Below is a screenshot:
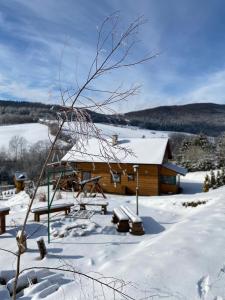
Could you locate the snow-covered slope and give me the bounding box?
[2,172,225,299]
[0,123,53,149]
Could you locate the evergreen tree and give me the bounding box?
[203,175,209,192]
[210,170,216,189]
[216,170,222,187]
[221,167,225,185]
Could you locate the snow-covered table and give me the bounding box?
[0,206,10,234]
[31,202,74,222]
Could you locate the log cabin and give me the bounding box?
[61,136,187,196]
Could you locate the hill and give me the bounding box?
[0,100,125,126]
[124,103,225,136]
[1,100,225,136]
[0,100,58,125]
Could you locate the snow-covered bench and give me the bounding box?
[0,206,10,234]
[112,207,130,232]
[31,202,74,222]
[120,206,145,235]
[79,200,108,215]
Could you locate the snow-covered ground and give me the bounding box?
[0,121,189,151]
[0,123,53,149]
[86,123,170,138]
[1,171,225,299]
[63,122,191,140]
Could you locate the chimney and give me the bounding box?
[112,134,118,146]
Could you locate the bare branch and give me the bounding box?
[12,12,158,300]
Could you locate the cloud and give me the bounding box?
[182,69,225,104]
[1,0,225,111]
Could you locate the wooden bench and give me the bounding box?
[0,206,10,234]
[112,207,129,232]
[79,200,108,215]
[120,206,145,235]
[31,202,74,222]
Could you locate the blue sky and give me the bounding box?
[1,0,225,112]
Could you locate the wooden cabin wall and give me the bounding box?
[74,162,159,196]
[159,166,178,194]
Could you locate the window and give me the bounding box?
[82,171,91,181]
[160,175,176,185]
[111,173,121,183]
[127,173,135,181]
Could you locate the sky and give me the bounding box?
[1,0,225,112]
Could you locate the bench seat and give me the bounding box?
[112,207,129,232]
[79,200,108,214]
[0,206,10,234]
[31,202,74,222]
[120,206,145,235]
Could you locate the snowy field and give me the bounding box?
[1,172,225,299]
[84,123,170,139]
[0,123,53,149]
[63,122,191,140]
[0,121,189,151]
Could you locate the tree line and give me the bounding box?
[170,133,225,171]
[0,135,70,185]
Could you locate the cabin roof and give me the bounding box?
[62,137,170,165]
[162,162,187,176]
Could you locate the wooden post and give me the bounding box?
[16,230,27,254]
[0,208,10,234]
[0,215,6,234]
[36,237,47,259]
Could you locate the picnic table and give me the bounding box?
[112,205,145,235]
[78,199,109,214]
[31,201,74,222]
[0,206,10,234]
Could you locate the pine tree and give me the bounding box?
[203,175,209,192]
[210,170,216,189]
[221,167,225,185]
[205,174,211,187]
[216,170,222,187]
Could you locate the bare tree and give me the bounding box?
[12,13,158,299]
[9,136,28,160]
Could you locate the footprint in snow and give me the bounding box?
[198,275,210,299]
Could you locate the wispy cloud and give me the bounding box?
[1,0,225,111]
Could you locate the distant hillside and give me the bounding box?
[124,103,225,136]
[0,100,125,126]
[0,100,57,125]
[1,100,225,136]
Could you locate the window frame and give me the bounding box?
[127,173,135,181]
[111,172,121,183]
[82,171,91,181]
[160,175,176,185]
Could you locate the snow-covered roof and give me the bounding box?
[163,162,187,176]
[14,171,28,181]
[62,137,170,165]
[0,206,10,212]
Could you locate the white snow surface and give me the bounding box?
[0,123,53,149]
[2,172,225,299]
[0,205,10,212]
[6,191,31,211]
[62,137,169,164]
[84,123,170,138]
[31,200,74,212]
[63,122,171,139]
